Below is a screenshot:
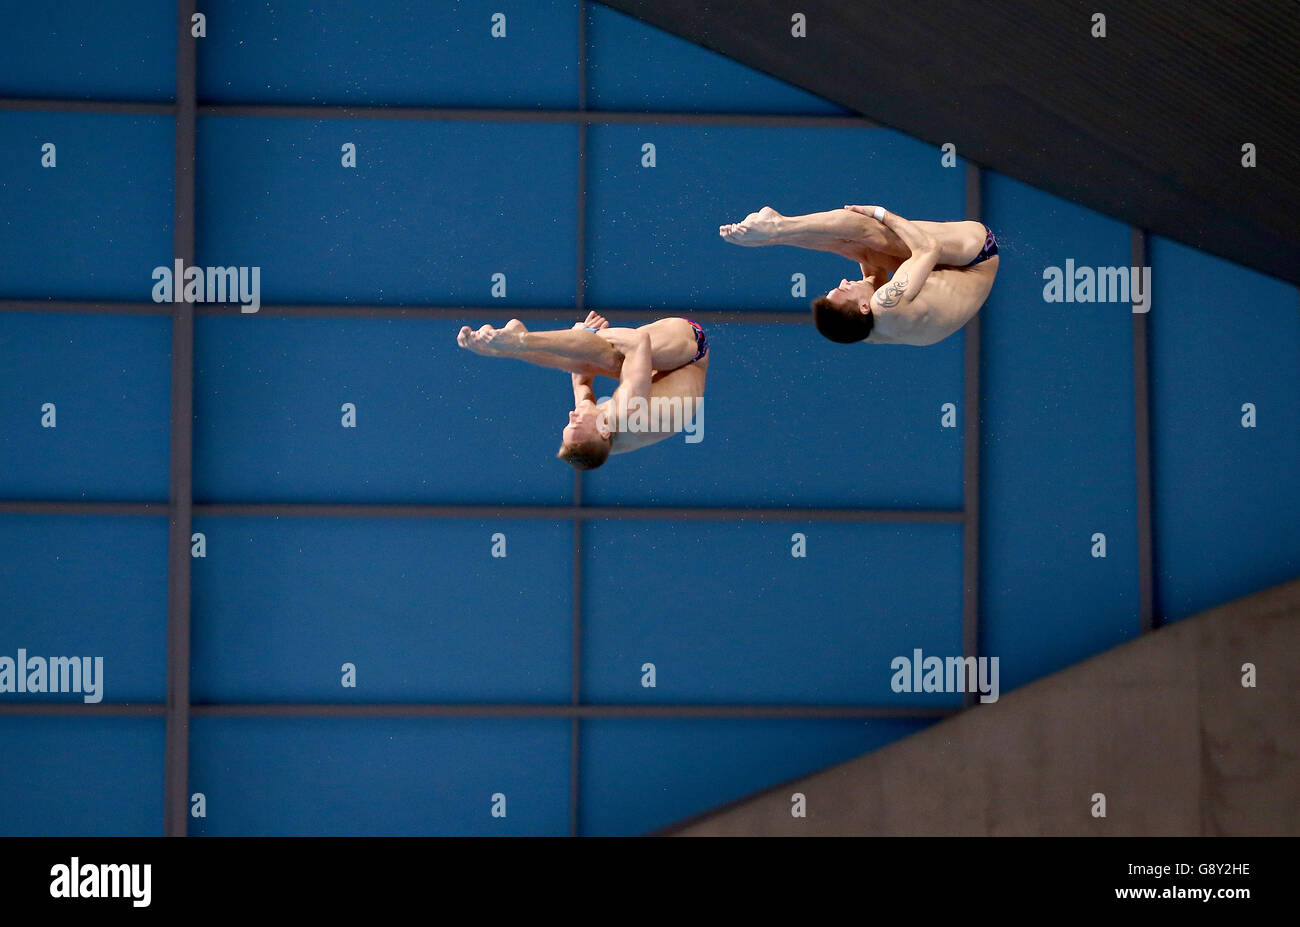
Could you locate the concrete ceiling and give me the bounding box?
[599,0,1300,285]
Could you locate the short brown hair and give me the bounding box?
[812,296,873,343]
[557,435,612,470]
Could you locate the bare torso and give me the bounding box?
[590,315,708,455]
[603,350,707,454]
[867,255,999,346]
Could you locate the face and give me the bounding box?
[562,399,607,446]
[826,278,873,314]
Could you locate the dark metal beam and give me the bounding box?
[0,702,954,720]
[0,96,873,130]
[1133,228,1155,632]
[193,503,962,522]
[2,500,964,522]
[188,704,956,719]
[0,301,810,325]
[0,300,171,316]
[570,513,583,837]
[221,307,808,325]
[961,163,982,708]
[570,0,589,839]
[0,703,165,716]
[163,0,197,839]
[0,97,174,115]
[0,502,165,516]
[197,104,872,128]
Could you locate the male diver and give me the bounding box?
[720,204,997,346]
[457,313,707,470]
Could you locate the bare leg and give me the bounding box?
[720,206,909,259]
[847,211,988,267]
[859,249,905,281]
[724,206,988,267]
[508,349,620,379]
[635,318,702,372]
[457,319,624,378]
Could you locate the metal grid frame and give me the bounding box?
[0,1,1158,835]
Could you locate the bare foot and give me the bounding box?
[456,318,528,356]
[719,205,781,246]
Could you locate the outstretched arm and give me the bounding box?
[845,206,939,307]
[719,205,909,260]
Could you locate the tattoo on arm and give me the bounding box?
[875,272,908,308]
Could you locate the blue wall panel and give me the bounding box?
[580,718,930,836]
[0,113,174,300]
[0,718,164,836]
[191,517,573,703]
[583,521,964,705]
[0,1,174,102]
[0,515,169,703]
[1149,237,1300,621]
[0,313,171,500]
[582,322,964,508]
[196,117,578,306]
[189,718,570,835]
[980,173,1140,692]
[587,4,846,114]
[586,124,964,310]
[193,315,578,504]
[198,0,580,108]
[10,0,1292,839]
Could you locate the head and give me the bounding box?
[811,278,875,343]
[556,399,613,470]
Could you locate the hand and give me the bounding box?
[719,205,781,246]
[573,311,609,331]
[844,204,885,219]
